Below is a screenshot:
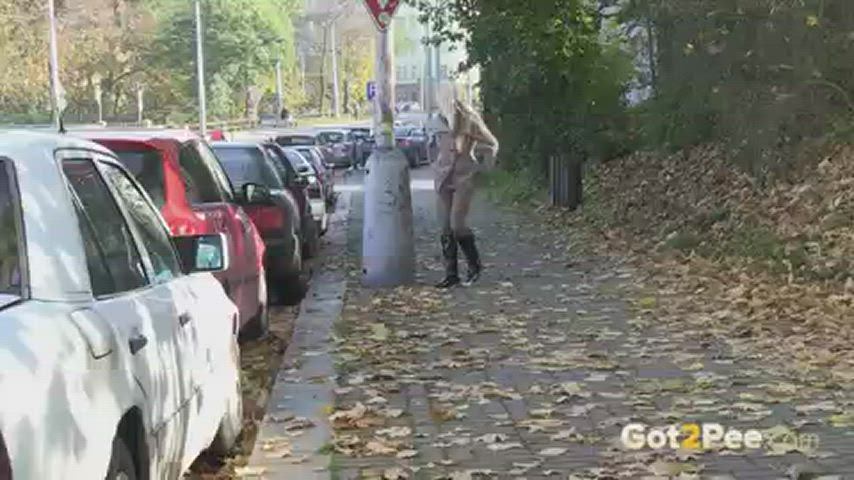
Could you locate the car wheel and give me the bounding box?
[240,302,268,342]
[210,357,243,456]
[105,435,137,480]
[302,220,320,259]
[278,247,307,305]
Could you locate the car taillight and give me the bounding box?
[249,206,285,233]
[0,432,11,480]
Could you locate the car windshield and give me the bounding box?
[212,146,284,190]
[394,128,410,137]
[294,148,323,171]
[110,148,166,208]
[264,146,297,178]
[318,131,344,143]
[276,136,315,146]
[0,160,22,296]
[284,149,313,172]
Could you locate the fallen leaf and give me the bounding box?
[638,297,657,309]
[383,467,409,479]
[538,447,567,456]
[234,466,267,477]
[365,439,398,455]
[370,323,390,341]
[648,460,696,476]
[283,417,315,431]
[487,442,523,451]
[380,408,405,418]
[829,411,854,427]
[474,433,507,444]
[396,449,418,459]
[376,426,412,438]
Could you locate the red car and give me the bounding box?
[80,130,270,340]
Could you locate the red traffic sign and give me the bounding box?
[362,0,402,31]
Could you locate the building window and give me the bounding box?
[441,65,448,79]
[396,66,404,80]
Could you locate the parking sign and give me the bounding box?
[367,81,377,101]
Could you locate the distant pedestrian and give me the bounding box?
[433,82,499,288]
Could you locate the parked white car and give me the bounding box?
[0,132,243,479]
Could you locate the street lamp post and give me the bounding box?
[194,0,207,136]
[136,84,144,125]
[275,55,284,125]
[47,0,63,130]
[361,3,415,287]
[330,19,341,117]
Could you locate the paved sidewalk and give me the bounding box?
[329,170,854,479]
[246,168,854,479]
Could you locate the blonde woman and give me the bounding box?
[433,82,499,288]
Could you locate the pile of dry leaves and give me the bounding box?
[555,141,854,378]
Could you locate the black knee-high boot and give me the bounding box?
[457,233,482,285]
[435,233,461,288]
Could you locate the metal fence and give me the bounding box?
[549,154,583,210]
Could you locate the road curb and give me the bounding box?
[243,188,353,479]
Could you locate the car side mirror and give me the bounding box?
[173,234,229,274]
[242,182,272,204]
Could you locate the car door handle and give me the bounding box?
[178,312,193,327]
[128,334,148,355]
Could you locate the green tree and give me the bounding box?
[409,0,631,176]
[149,0,297,120]
[623,0,854,175]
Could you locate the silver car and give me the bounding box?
[315,129,354,168]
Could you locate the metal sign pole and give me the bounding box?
[361,1,415,287]
[194,0,207,136]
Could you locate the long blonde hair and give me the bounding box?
[436,81,498,155]
[436,81,459,131]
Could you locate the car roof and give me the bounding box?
[276,133,315,138]
[68,127,200,143]
[210,141,263,150]
[0,131,114,165]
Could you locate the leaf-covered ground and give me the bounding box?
[326,169,854,479]
[556,142,854,393]
[185,305,297,479]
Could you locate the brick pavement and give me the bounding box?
[250,168,854,480]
